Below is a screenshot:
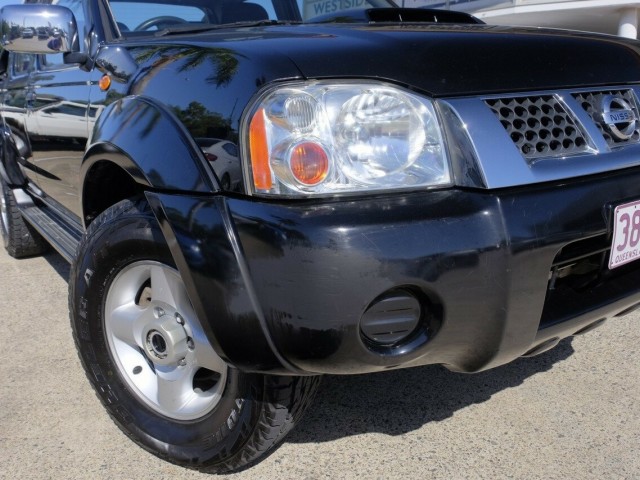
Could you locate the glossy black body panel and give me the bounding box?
[153,168,640,374]
[27,65,92,217]
[148,192,296,372]
[86,96,214,193]
[148,24,640,97]
[3,23,640,211]
[3,3,640,375]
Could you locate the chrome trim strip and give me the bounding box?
[444,85,640,189]
[555,93,607,154]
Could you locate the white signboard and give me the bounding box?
[303,0,368,19]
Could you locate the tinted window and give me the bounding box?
[222,142,238,156]
[44,103,87,117]
[110,2,210,31]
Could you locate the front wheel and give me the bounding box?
[69,198,320,473]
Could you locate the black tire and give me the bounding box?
[0,177,48,258]
[69,198,320,473]
[220,173,231,191]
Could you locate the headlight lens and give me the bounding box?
[246,82,451,196]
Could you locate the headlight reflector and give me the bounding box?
[246,82,450,196]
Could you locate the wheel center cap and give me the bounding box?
[142,314,188,366]
[146,330,169,359]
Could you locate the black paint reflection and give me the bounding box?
[133,46,242,87]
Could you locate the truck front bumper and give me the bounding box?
[150,167,640,375]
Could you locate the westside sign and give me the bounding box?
[609,200,640,269]
[302,0,367,19]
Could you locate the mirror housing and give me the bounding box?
[0,4,78,54]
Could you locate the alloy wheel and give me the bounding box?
[104,261,227,420]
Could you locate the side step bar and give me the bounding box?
[20,203,82,263]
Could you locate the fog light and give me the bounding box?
[360,290,421,346]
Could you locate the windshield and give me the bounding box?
[108,0,395,33]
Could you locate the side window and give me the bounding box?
[109,2,209,32]
[41,0,87,69]
[44,103,88,117]
[11,53,36,77]
[222,142,239,157]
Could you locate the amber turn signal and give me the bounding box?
[99,75,111,91]
[249,109,272,190]
[289,142,329,186]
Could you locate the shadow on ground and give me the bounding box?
[289,339,574,443]
[42,249,71,280]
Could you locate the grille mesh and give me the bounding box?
[486,96,589,160]
[573,90,640,147]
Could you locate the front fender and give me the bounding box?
[82,95,217,194]
[146,191,298,374]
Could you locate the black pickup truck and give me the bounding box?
[2,0,640,472]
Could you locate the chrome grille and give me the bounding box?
[573,89,640,147]
[485,95,589,160]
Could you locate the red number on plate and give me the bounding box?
[616,210,640,252]
[633,211,640,248]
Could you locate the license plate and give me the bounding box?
[609,200,640,269]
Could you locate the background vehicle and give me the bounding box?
[195,138,241,190]
[2,0,640,473]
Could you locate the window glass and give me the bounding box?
[44,103,87,117]
[245,0,277,19]
[109,2,209,31]
[222,142,239,157]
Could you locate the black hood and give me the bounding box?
[183,23,640,97]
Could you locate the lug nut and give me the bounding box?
[178,358,187,367]
[187,337,195,350]
[175,313,185,325]
[153,306,165,318]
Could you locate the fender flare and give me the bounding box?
[79,97,276,369]
[81,95,218,198]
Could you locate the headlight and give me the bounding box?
[245,81,451,197]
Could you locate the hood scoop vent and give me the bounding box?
[307,8,484,25]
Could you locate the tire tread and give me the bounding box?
[209,375,322,473]
[1,183,48,258]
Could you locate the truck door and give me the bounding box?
[26,55,92,218]
[0,52,39,187]
[21,0,91,220]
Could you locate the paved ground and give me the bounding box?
[1,246,639,480]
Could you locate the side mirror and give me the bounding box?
[0,4,78,55]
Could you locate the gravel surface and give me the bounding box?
[1,247,639,479]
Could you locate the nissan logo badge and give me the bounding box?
[601,95,637,141]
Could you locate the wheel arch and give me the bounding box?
[80,151,144,225]
[78,97,251,369]
[81,95,220,225]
